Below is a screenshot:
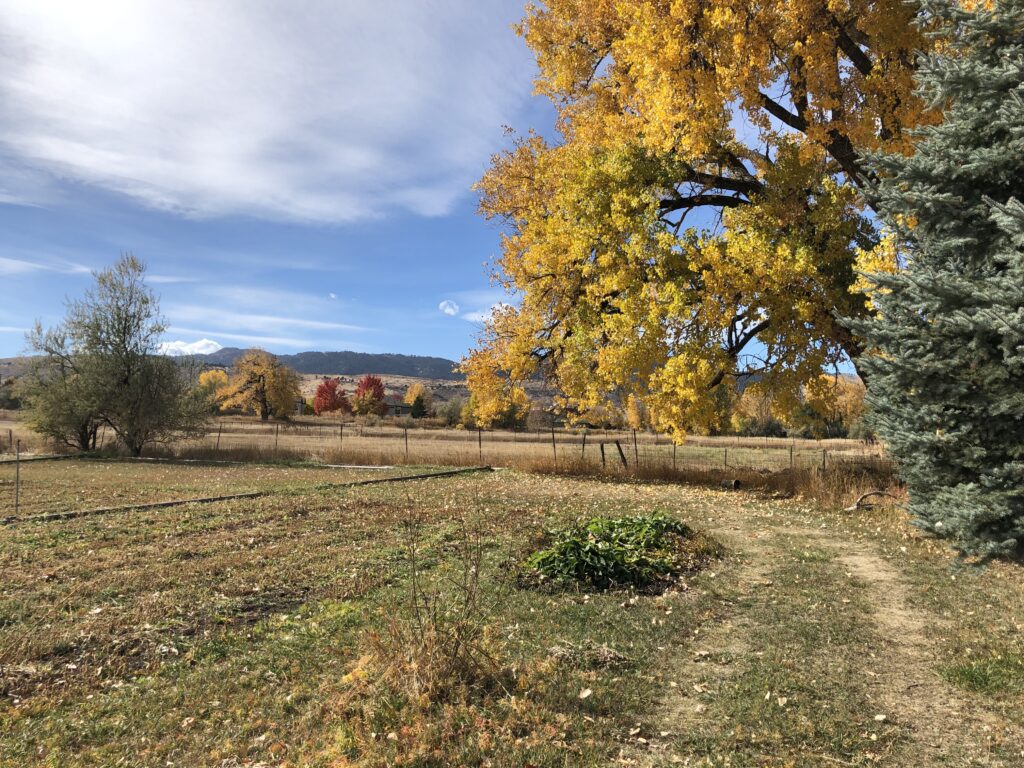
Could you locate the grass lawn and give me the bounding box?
[1,461,1021,766]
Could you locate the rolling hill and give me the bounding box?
[198,348,461,380]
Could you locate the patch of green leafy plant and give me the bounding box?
[943,652,1024,694]
[522,513,718,590]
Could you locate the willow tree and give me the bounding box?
[465,0,937,436]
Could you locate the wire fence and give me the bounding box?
[1,417,894,516]
[174,418,891,473]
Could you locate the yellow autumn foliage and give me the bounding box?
[466,0,940,440]
[217,349,301,421]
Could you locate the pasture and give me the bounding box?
[1,459,1022,766]
[6,414,886,475]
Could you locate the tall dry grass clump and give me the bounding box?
[335,511,514,765]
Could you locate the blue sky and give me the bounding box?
[0,1,553,360]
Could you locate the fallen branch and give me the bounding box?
[844,490,900,512]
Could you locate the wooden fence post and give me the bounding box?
[478,428,483,463]
[600,442,606,468]
[216,423,222,451]
[673,442,677,471]
[581,431,587,458]
[632,429,639,464]
[615,440,628,469]
[551,425,557,463]
[405,428,409,461]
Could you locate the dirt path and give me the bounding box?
[831,547,1008,765]
[637,495,1019,766]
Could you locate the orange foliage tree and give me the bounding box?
[313,377,352,416]
[353,374,387,416]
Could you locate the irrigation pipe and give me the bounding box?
[1,465,493,526]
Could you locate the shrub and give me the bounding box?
[523,513,718,591]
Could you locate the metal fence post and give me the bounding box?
[14,439,20,516]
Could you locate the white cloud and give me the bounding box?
[0,326,27,333]
[0,1,533,221]
[158,338,223,356]
[461,302,511,324]
[169,327,313,349]
[0,255,90,275]
[166,303,368,333]
[439,299,460,316]
[148,274,198,284]
[328,292,337,300]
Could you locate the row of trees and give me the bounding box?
[466,0,1023,557]
[310,374,390,417]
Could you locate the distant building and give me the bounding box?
[385,396,413,417]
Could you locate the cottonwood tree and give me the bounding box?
[24,255,208,455]
[218,349,301,421]
[855,0,1024,558]
[465,0,939,437]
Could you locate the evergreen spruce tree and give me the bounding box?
[856,0,1024,558]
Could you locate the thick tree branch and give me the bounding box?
[832,19,874,76]
[659,192,747,212]
[758,91,807,132]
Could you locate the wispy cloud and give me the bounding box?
[0,1,533,222]
[0,255,90,275]
[168,326,313,349]
[439,299,460,316]
[446,289,515,325]
[148,274,199,284]
[0,325,28,333]
[166,304,369,334]
[460,302,511,325]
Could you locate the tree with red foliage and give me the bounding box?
[353,374,387,416]
[312,377,351,416]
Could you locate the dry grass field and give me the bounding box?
[1,459,1022,766]
[142,416,886,476]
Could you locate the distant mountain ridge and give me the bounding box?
[200,347,461,380]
